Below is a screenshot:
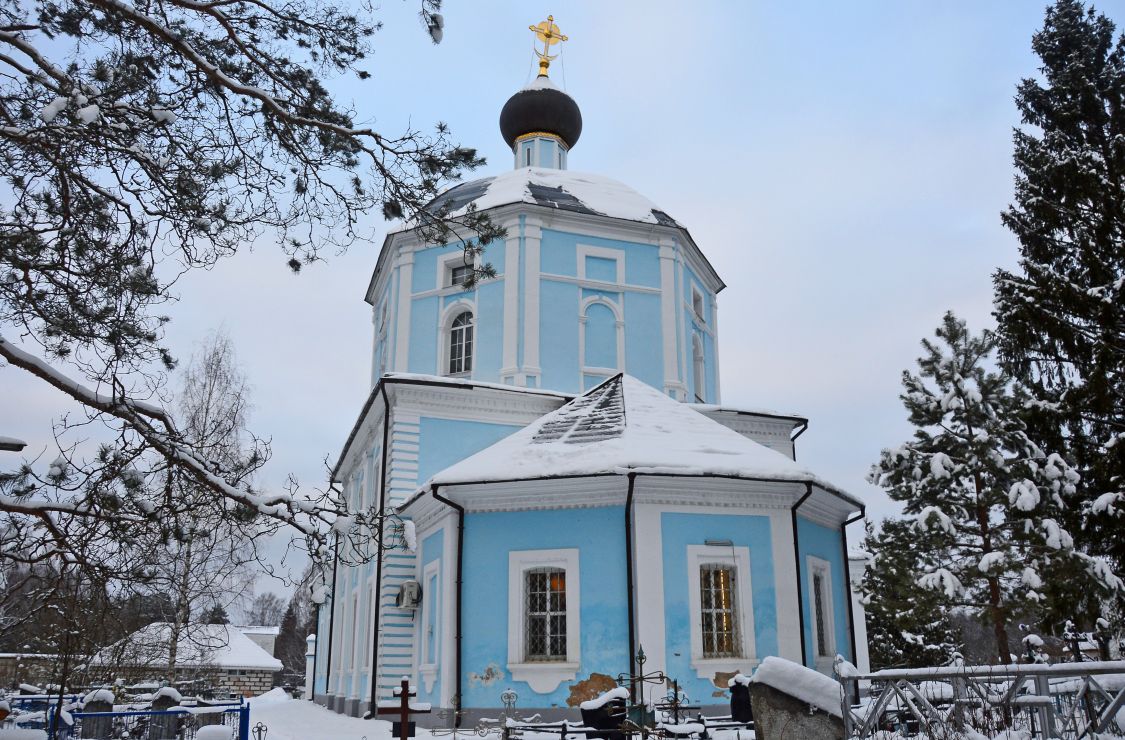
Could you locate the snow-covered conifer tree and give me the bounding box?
[994,0,1125,579]
[861,518,961,669]
[870,312,1121,664]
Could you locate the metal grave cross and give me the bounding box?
[378,677,431,740]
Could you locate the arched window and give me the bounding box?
[448,311,473,375]
[693,335,705,402]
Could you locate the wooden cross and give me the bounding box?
[377,677,431,740]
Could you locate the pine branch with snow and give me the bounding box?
[870,312,1122,664]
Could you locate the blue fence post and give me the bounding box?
[239,698,251,740]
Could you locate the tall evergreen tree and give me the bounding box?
[870,312,1121,663]
[994,0,1125,578]
[861,518,962,669]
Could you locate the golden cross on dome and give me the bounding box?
[529,15,568,77]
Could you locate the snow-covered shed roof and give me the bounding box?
[413,167,684,231]
[93,623,282,672]
[418,374,861,507]
[235,625,280,637]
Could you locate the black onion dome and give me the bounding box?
[499,76,582,150]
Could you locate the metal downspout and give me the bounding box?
[432,485,465,727]
[791,482,814,667]
[625,472,638,700]
[325,534,340,691]
[842,509,866,668]
[368,382,391,715]
[790,420,809,461]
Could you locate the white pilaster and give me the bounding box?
[711,292,722,404]
[658,242,680,397]
[770,511,803,662]
[522,221,542,385]
[501,220,521,383]
[849,554,872,672]
[393,251,414,373]
[633,502,667,677]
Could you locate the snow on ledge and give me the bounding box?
[749,656,843,718]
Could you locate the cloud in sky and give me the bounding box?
[6,1,1123,577]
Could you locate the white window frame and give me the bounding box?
[507,548,580,694]
[419,559,441,691]
[577,245,625,285]
[692,287,706,322]
[687,544,756,679]
[808,555,836,671]
[578,296,625,384]
[692,335,705,403]
[438,301,475,378]
[438,251,480,291]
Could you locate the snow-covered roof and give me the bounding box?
[235,625,280,636]
[420,374,861,506]
[332,373,570,482]
[413,167,684,230]
[93,623,282,672]
[0,435,27,451]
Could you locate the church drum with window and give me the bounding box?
[313,17,868,724]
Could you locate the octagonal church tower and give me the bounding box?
[315,17,867,724]
[364,52,722,402]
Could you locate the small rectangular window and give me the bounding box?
[525,568,567,661]
[814,572,828,657]
[808,557,835,661]
[449,264,473,287]
[700,564,740,658]
[692,288,705,320]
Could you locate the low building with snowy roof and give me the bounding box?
[234,625,280,658]
[92,623,282,698]
[311,15,869,725]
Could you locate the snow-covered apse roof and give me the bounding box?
[422,374,860,506]
[416,167,684,229]
[94,623,282,672]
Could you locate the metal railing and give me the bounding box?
[71,700,250,740]
[839,660,1125,739]
[2,695,250,739]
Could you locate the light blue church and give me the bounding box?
[312,19,868,724]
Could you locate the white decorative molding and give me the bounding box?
[576,244,626,284]
[502,224,521,376]
[418,558,441,692]
[393,256,414,373]
[807,555,836,674]
[507,548,581,695]
[541,273,661,295]
[522,221,541,378]
[435,298,477,379]
[686,544,758,679]
[577,295,625,382]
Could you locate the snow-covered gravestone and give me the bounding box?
[149,686,182,740]
[81,688,115,740]
[748,657,844,740]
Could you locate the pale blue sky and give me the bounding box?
[5,1,1124,585]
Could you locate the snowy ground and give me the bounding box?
[249,689,434,740]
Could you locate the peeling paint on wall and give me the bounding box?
[712,671,738,690]
[566,673,619,707]
[469,662,504,687]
